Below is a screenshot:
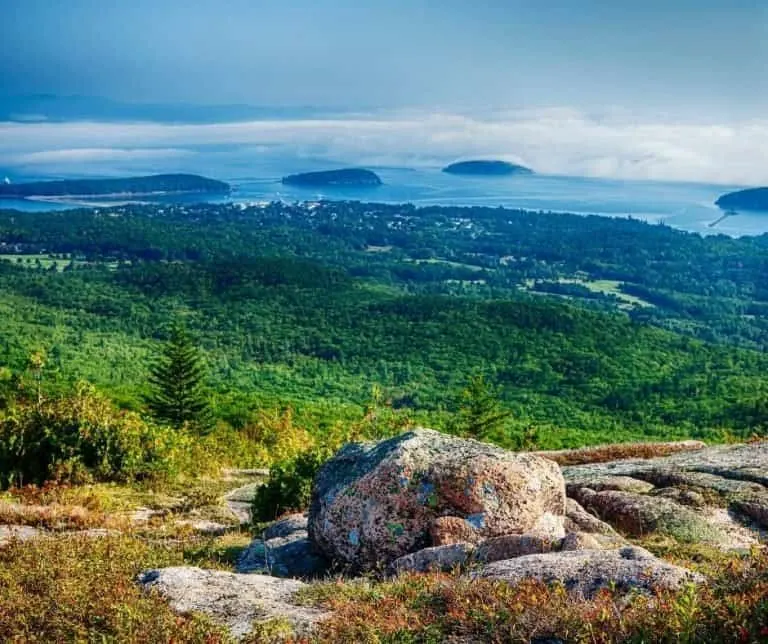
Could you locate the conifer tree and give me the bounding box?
[146,323,213,432]
[450,372,512,441]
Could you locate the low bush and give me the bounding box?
[301,548,768,643]
[0,534,230,643]
[0,383,207,488]
[251,449,331,522]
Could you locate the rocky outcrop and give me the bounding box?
[475,546,703,598]
[308,428,566,571]
[562,440,768,549]
[138,567,329,640]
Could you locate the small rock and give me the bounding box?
[563,498,618,536]
[130,507,165,523]
[138,566,329,640]
[175,520,231,536]
[263,514,308,541]
[430,516,480,546]
[475,546,703,598]
[238,531,329,579]
[655,488,706,508]
[225,482,264,525]
[732,494,768,528]
[475,534,557,562]
[560,531,603,551]
[391,543,475,574]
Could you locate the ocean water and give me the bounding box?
[2,168,766,237]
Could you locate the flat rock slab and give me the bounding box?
[563,441,768,482]
[174,519,232,536]
[563,440,768,545]
[138,566,329,640]
[475,546,703,598]
[224,483,265,525]
[0,524,42,545]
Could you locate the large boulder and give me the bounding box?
[308,428,565,571]
[475,546,703,598]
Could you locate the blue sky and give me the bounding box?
[3,0,765,114]
[1,1,767,183]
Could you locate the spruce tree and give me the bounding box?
[146,323,213,432]
[451,373,512,441]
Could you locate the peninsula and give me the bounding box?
[442,160,534,176]
[281,168,382,187]
[0,174,230,198]
[715,187,768,212]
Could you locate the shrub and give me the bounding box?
[252,449,331,522]
[0,383,193,488]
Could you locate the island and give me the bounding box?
[442,160,534,176]
[715,187,768,212]
[0,174,230,198]
[281,168,382,187]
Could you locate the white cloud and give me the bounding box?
[12,147,193,164]
[1,110,766,186]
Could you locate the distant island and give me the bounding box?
[281,168,382,187]
[442,160,534,176]
[715,187,768,212]
[0,174,230,198]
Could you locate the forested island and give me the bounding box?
[716,187,768,212]
[281,168,382,187]
[0,173,230,198]
[442,160,534,176]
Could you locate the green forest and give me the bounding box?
[2,199,768,476]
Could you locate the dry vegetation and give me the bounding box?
[537,440,707,467]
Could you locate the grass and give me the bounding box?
[0,534,234,643]
[296,550,768,643]
[524,277,655,309]
[0,469,766,642]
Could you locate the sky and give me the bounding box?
[2,0,767,184]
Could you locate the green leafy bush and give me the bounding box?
[252,449,331,522]
[0,383,190,488]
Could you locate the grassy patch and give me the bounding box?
[0,534,233,642]
[299,551,768,643]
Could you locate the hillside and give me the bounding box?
[281,168,382,187]
[442,160,534,176]
[0,173,230,198]
[1,201,768,447]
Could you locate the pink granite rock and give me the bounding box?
[308,428,565,571]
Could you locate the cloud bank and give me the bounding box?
[1,109,765,186]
